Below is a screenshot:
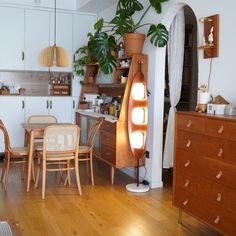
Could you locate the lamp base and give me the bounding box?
[126,183,150,193]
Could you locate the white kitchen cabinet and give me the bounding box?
[24,97,50,121]
[50,11,73,72]
[48,97,72,122]
[73,14,96,59]
[0,96,25,152]
[25,9,50,71]
[0,6,24,70]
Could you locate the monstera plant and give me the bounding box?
[75,0,169,75]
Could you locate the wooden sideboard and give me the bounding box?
[173,112,236,236]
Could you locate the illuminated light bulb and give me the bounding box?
[132,107,145,124]
[130,131,144,149]
[132,83,145,100]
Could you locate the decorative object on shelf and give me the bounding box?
[38,0,70,67]
[196,84,212,113]
[118,41,125,58]
[198,14,219,58]
[207,95,229,115]
[19,88,26,95]
[83,0,168,74]
[126,61,149,193]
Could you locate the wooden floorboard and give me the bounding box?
[0,160,221,236]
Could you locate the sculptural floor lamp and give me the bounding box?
[126,61,150,193]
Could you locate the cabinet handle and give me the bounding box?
[186,120,192,128]
[184,179,190,187]
[217,148,223,157]
[73,100,75,109]
[217,125,224,134]
[186,140,191,148]
[22,51,25,61]
[183,199,189,206]
[22,100,25,109]
[216,170,223,179]
[46,100,49,109]
[184,160,191,167]
[50,100,52,109]
[216,193,222,202]
[105,152,111,156]
[73,54,76,63]
[214,216,220,224]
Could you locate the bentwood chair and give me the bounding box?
[34,124,81,199]
[78,117,104,185]
[0,120,29,191]
[27,115,57,124]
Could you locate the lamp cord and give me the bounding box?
[207,58,213,92]
[54,0,57,46]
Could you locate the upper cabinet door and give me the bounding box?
[25,9,50,71]
[73,14,96,57]
[0,6,24,70]
[50,11,73,72]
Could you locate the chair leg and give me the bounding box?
[90,150,94,186]
[21,158,26,180]
[66,160,71,186]
[1,160,7,183]
[86,154,89,176]
[4,153,11,191]
[31,159,35,182]
[75,157,82,195]
[34,157,41,189]
[42,159,46,199]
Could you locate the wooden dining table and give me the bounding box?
[22,123,71,192]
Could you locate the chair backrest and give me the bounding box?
[43,125,80,155]
[28,115,57,124]
[0,119,11,151]
[86,117,105,148]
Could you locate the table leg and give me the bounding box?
[27,131,34,192]
[111,166,115,185]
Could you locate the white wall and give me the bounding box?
[99,0,236,188]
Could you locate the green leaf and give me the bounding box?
[99,55,117,74]
[117,0,143,16]
[149,0,168,14]
[110,15,134,35]
[94,18,104,32]
[147,23,168,47]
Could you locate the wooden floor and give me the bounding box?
[0,160,221,236]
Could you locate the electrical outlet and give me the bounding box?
[145,150,150,158]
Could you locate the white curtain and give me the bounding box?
[163,9,185,168]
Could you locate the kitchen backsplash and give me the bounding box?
[0,71,60,96]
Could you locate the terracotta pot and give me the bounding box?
[123,33,145,56]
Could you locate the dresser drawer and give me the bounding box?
[100,130,116,148]
[203,137,236,165]
[100,145,116,165]
[176,114,205,133]
[174,190,236,236]
[205,118,236,141]
[100,121,116,133]
[176,149,236,190]
[176,173,236,213]
[176,130,204,155]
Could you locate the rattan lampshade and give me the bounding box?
[38,0,70,68]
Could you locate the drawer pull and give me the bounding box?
[217,148,223,157]
[217,125,224,134]
[184,179,190,187]
[186,140,191,148]
[184,160,191,167]
[214,216,220,224]
[186,120,192,128]
[183,199,189,206]
[216,193,222,202]
[105,152,111,156]
[216,171,223,179]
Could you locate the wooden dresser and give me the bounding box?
[173,112,236,236]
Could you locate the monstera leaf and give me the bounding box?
[149,0,168,14]
[147,23,168,47]
[116,0,143,16]
[89,32,117,74]
[94,18,104,32]
[110,15,134,35]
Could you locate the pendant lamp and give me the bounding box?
[39,0,70,67]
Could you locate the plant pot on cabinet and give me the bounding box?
[123,33,145,56]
